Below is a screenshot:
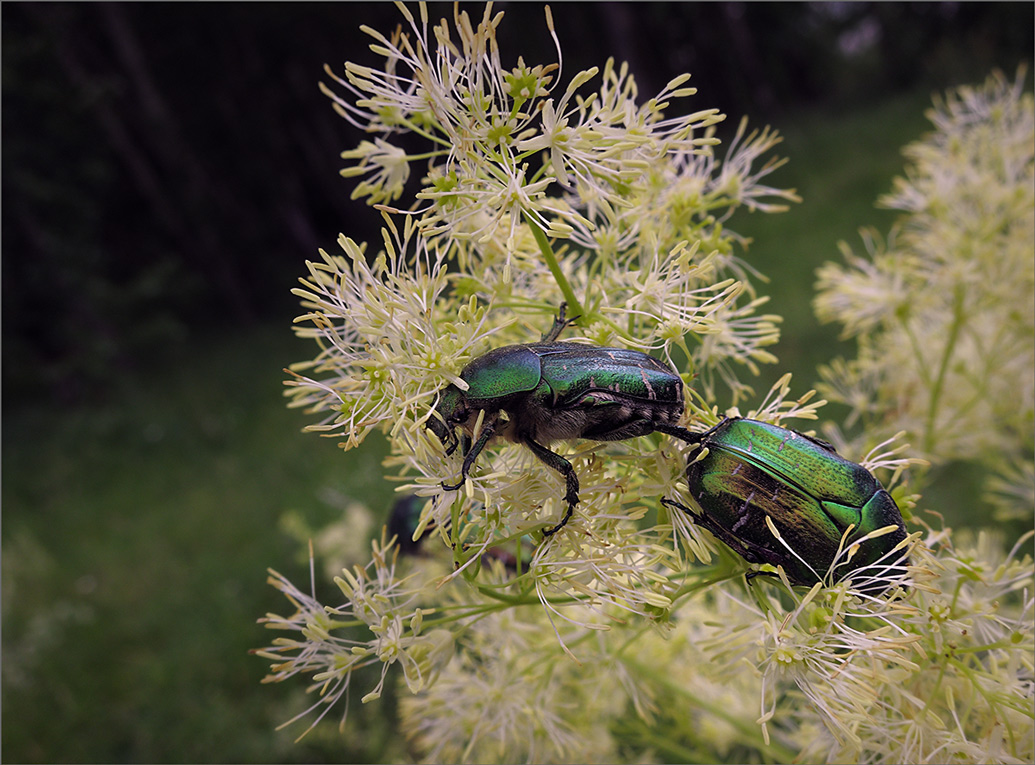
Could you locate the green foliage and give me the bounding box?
[2,327,395,763]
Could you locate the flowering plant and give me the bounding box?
[256,6,1033,762]
[815,69,1035,523]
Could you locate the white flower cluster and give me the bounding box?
[815,69,1034,480]
[256,5,1033,763]
[282,2,804,587]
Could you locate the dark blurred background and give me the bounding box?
[4,2,1031,404]
[3,3,1032,763]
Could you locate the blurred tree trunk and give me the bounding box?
[31,3,257,322]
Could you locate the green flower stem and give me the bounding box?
[923,284,966,454]
[473,584,538,606]
[403,149,451,163]
[391,117,453,149]
[671,570,745,600]
[413,592,583,634]
[619,654,798,763]
[610,719,713,763]
[524,212,584,319]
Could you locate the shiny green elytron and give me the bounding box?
[664,418,909,590]
[428,306,695,535]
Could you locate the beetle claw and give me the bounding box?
[541,302,581,342]
[654,423,703,445]
[542,501,576,536]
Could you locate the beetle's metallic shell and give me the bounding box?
[460,345,544,405]
[685,418,908,587]
[533,344,683,408]
[447,341,685,442]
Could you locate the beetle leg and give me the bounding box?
[441,420,497,492]
[697,417,733,439]
[661,497,782,570]
[655,417,733,446]
[653,422,703,444]
[522,437,580,535]
[541,302,581,343]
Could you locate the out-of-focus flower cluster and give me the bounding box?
[257,5,1033,763]
[259,516,1032,763]
[814,68,1034,521]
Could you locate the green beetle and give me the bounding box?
[428,306,695,535]
[663,418,909,591]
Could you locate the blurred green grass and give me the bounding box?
[3,327,395,762]
[2,88,978,762]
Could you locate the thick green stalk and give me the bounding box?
[524,213,584,319]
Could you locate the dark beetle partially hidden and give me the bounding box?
[388,494,427,555]
[428,305,695,535]
[388,492,534,572]
[663,418,909,592]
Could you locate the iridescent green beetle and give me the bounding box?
[663,418,909,591]
[428,306,695,535]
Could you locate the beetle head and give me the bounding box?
[427,385,467,454]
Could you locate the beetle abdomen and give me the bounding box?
[576,396,683,440]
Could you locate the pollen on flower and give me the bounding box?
[774,642,802,666]
[503,59,555,103]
